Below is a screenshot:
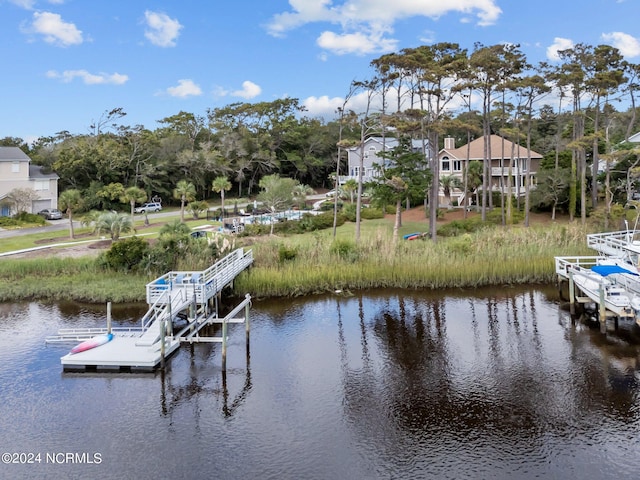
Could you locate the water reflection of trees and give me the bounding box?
[560,309,640,419]
[337,289,640,452]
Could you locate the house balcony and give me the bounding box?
[490,167,530,177]
[338,174,379,185]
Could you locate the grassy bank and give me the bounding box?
[0,257,150,303]
[234,222,593,297]
[0,217,594,303]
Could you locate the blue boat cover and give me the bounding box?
[591,264,638,276]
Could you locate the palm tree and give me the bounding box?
[440,175,462,208]
[93,211,134,242]
[465,161,483,210]
[173,180,196,222]
[292,184,315,209]
[160,219,191,237]
[58,189,83,239]
[212,176,232,219]
[342,179,358,203]
[120,186,146,221]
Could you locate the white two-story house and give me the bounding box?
[342,137,430,185]
[0,146,59,216]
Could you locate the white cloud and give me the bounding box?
[267,0,501,55]
[317,29,397,55]
[419,30,436,44]
[165,79,202,98]
[46,70,128,85]
[546,37,574,61]
[25,11,83,47]
[303,89,391,119]
[9,0,36,9]
[302,95,347,118]
[232,81,262,99]
[213,86,230,97]
[601,31,640,58]
[144,11,182,47]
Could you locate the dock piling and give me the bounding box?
[599,282,607,333]
[107,301,112,334]
[221,318,228,371]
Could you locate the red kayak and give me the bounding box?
[70,333,114,354]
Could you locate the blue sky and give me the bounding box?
[1,0,639,143]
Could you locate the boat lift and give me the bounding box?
[45,248,253,372]
[555,254,640,333]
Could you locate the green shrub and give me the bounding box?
[278,244,298,262]
[14,212,46,224]
[101,236,150,272]
[301,212,344,231]
[0,217,19,227]
[361,207,384,220]
[437,218,484,237]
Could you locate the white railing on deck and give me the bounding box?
[587,230,640,257]
[145,248,253,306]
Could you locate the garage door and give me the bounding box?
[32,200,51,213]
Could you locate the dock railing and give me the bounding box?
[555,256,604,278]
[140,288,189,331]
[145,248,253,306]
[555,255,640,298]
[586,230,640,257]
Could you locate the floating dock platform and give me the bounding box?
[46,248,253,372]
[60,334,181,372]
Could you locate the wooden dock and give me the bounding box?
[555,255,640,332]
[46,248,253,372]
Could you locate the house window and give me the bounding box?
[453,160,461,172]
[34,180,49,191]
[442,156,450,171]
[12,162,20,173]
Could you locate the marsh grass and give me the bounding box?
[1,213,595,302]
[235,223,593,297]
[0,257,149,303]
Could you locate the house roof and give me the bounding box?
[29,164,59,179]
[0,146,59,179]
[628,132,640,143]
[441,135,543,160]
[0,146,30,161]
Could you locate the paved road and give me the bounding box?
[0,195,331,240]
[0,211,173,240]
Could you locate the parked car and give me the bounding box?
[134,202,162,214]
[38,208,63,220]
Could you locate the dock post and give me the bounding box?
[160,318,166,370]
[598,282,607,334]
[568,271,575,315]
[244,293,251,360]
[106,301,112,334]
[221,319,228,371]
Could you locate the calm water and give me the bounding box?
[1,286,640,480]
